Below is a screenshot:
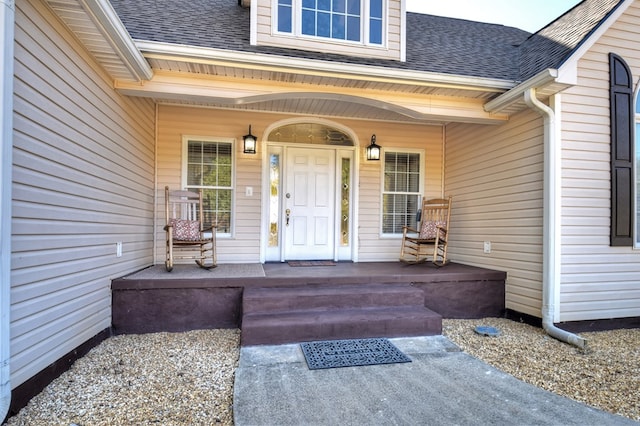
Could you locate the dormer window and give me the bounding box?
[276,0,384,46]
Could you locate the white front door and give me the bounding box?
[283,147,336,260]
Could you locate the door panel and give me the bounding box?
[284,148,335,260]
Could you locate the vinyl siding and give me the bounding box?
[445,110,544,318]
[11,0,155,388]
[156,105,442,263]
[557,2,640,322]
[254,0,403,61]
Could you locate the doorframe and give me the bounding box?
[259,118,361,263]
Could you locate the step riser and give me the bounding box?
[241,315,441,346]
[243,285,425,314]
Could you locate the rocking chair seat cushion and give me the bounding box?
[169,218,201,241]
[420,220,447,239]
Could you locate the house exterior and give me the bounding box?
[1,0,640,419]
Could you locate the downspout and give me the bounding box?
[524,88,587,350]
[0,0,14,421]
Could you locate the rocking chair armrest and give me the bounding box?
[200,224,216,233]
[401,225,419,234]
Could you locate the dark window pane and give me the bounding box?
[332,14,345,39]
[347,16,360,41]
[370,0,382,18]
[347,0,360,15]
[318,12,331,37]
[318,0,330,11]
[278,4,292,32]
[302,9,316,35]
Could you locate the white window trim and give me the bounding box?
[181,135,236,238]
[272,0,387,48]
[380,147,425,237]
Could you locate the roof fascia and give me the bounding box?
[484,69,559,113]
[80,0,153,81]
[135,40,515,93]
[555,0,632,77]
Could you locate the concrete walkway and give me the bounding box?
[233,336,638,426]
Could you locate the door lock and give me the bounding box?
[285,209,291,226]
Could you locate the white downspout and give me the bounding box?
[0,0,14,421]
[524,88,587,350]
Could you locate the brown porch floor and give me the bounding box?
[116,261,505,287]
[111,262,506,335]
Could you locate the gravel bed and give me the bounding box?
[4,329,240,426]
[4,319,639,425]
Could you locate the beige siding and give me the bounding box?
[557,2,640,322]
[254,0,403,61]
[446,110,545,318]
[156,105,442,263]
[11,0,155,387]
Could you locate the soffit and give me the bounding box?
[144,57,505,101]
[46,0,152,82]
[118,56,512,125]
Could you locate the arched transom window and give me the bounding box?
[268,123,354,146]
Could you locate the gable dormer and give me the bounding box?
[250,0,405,61]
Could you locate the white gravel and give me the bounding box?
[4,319,639,425]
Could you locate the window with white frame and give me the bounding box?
[183,138,234,235]
[382,150,423,234]
[276,0,384,45]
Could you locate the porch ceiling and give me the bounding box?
[116,56,512,125]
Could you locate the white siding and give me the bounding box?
[254,0,403,61]
[558,2,640,321]
[156,105,442,263]
[11,0,155,387]
[446,110,545,318]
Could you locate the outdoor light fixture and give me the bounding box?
[366,134,381,160]
[243,125,257,154]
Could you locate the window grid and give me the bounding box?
[382,151,421,234]
[276,0,383,46]
[185,140,233,234]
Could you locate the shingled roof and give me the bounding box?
[109,0,625,84]
[519,0,624,80]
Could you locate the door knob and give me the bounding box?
[285,209,291,226]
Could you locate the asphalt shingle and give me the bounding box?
[109,0,625,83]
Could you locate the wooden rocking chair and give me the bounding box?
[164,186,217,272]
[399,196,452,266]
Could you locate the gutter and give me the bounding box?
[0,0,14,421]
[523,88,587,350]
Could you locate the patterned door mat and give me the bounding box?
[300,338,412,370]
[288,260,336,267]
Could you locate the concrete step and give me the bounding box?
[242,284,426,314]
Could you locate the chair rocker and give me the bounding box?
[399,196,452,267]
[164,186,217,272]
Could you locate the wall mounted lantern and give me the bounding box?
[243,125,257,154]
[366,134,381,160]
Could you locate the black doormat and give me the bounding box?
[288,260,336,267]
[300,338,411,370]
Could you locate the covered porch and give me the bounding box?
[111,262,506,343]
